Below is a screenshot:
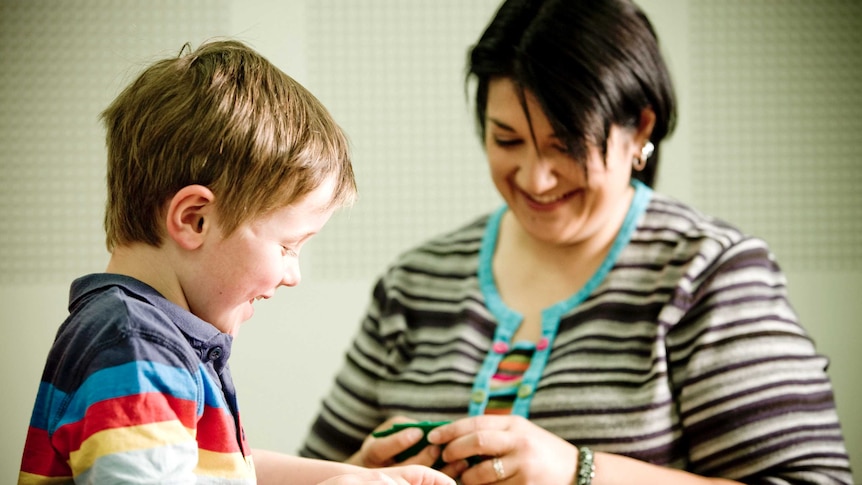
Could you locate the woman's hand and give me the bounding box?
[317,465,456,485]
[427,415,578,485]
[347,416,443,469]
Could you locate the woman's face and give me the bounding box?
[484,77,646,247]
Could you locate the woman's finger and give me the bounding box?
[438,429,514,464]
[366,426,426,466]
[427,415,512,444]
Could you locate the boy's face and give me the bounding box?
[185,176,338,336]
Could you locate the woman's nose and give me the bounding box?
[517,151,558,194]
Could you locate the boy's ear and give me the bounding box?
[165,185,216,250]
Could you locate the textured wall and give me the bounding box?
[2,0,858,481]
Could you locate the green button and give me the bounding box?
[517,384,533,398]
[471,389,486,403]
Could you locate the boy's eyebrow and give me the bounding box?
[292,230,319,244]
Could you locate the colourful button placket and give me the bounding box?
[471,205,515,417]
[471,181,652,419]
[470,295,565,418]
[511,308,562,417]
[468,309,519,416]
[472,205,565,418]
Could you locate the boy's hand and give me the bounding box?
[317,465,455,485]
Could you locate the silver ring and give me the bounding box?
[492,457,505,481]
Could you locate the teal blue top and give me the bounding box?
[470,180,653,417]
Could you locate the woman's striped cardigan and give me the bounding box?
[301,189,852,484]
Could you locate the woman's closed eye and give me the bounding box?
[493,137,523,147]
[551,143,569,153]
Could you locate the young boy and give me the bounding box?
[18,40,452,485]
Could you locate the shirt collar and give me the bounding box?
[69,273,233,371]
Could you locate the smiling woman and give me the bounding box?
[298,0,854,484]
[484,76,650,246]
[483,78,654,343]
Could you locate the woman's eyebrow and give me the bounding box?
[487,117,516,132]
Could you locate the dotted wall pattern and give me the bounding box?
[306,0,503,280]
[4,1,858,284]
[0,0,229,284]
[688,0,862,269]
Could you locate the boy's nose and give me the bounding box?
[281,261,301,287]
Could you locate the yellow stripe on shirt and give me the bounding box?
[196,448,255,479]
[17,471,72,485]
[69,420,195,474]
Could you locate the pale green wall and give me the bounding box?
[2,1,858,482]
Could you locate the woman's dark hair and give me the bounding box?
[468,0,676,187]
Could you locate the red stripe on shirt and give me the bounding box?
[19,427,73,479]
[196,404,243,454]
[51,392,198,457]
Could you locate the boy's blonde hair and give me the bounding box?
[101,39,356,251]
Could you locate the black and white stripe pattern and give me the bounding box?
[301,192,852,483]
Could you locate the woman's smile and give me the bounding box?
[520,187,580,211]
